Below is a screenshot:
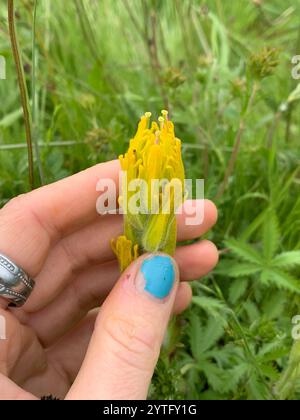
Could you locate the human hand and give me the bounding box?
[0,160,218,400]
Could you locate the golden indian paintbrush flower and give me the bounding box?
[111,110,185,272]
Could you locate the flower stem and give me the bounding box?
[275,340,300,400]
[32,0,45,185]
[215,81,258,200]
[8,0,34,190]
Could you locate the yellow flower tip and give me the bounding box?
[151,121,159,132]
[144,112,152,119]
[155,130,161,144]
[110,238,117,254]
[133,244,139,260]
[111,235,140,272]
[158,116,164,130]
[161,109,169,120]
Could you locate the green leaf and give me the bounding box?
[223,363,250,392]
[258,347,289,363]
[273,251,300,269]
[259,363,279,381]
[241,208,269,242]
[243,301,260,322]
[226,262,261,278]
[207,344,238,365]
[263,210,280,260]
[287,83,300,104]
[192,296,230,319]
[261,291,287,320]
[229,278,249,304]
[0,107,24,128]
[247,373,269,400]
[198,317,224,354]
[201,362,228,393]
[198,390,227,400]
[189,314,203,361]
[216,260,260,277]
[225,238,263,265]
[260,269,300,294]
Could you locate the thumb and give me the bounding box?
[66,253,179,400]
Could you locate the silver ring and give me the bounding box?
[0,253,35,307]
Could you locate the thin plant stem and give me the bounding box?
[215,121,245,200]
[123,0,145,39]
[123,0,169,109]
[40,0,50,132]
[275,340,300,400]
[74,0,102,67]
[32,0,45,185]
[285,104,293,143]
[215,82,259,200]
[0,141,236,152]
[266,109,281,149]
[174,0,193,65]
[149,8,169,109]
[142,1,169,109]
[74,0,118,93]
[285,26,300,143]
[8,0,34,190]
[0,141,85,151]
[157,14,171,67]
[211,279,276,400]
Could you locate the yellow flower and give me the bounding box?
[112,111,185,272]
[111,236,139,273]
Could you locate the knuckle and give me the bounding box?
[60,237,80,272]
[2,194,27,214]
[102,314,160,372]
[70,278,100,315]
[0,195,29,234]
[2,192,56,242]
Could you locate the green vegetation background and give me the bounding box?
[1,0,300,400]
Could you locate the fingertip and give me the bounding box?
[177,199,218,241]
[204,199,218,228]
[175,240,219,281]
[173,282,192,315]
[200,239,219,270]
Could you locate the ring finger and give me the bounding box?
[27,240,218,347]
[25,199,217,313]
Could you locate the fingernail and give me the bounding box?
[138,255,176,300]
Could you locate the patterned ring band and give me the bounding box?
[0,253,35,307]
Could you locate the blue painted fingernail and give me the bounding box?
[140,255,176,300]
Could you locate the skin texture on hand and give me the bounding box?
[0,160,218,400]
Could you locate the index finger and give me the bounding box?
[0,375,37,400]
[0,160,120,278]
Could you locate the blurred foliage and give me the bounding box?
[1,0,300,400]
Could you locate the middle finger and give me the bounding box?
[25,199,217,313]
[27,239,218,347]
